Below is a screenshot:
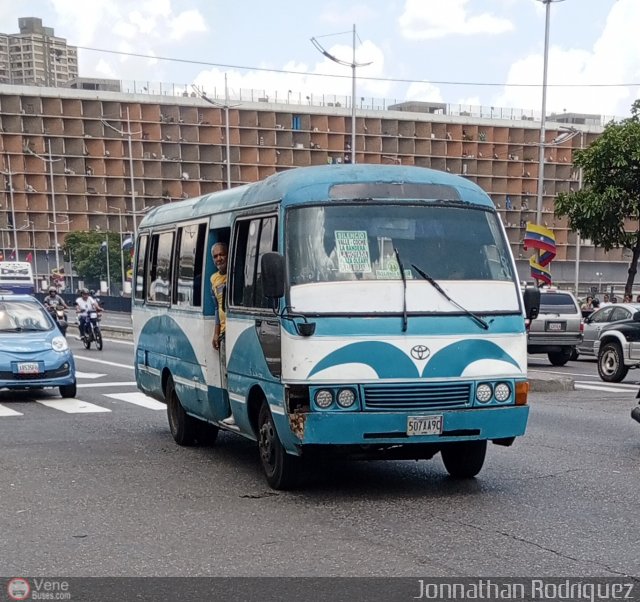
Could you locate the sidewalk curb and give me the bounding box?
[100,325,133,341]
[529,374,575,392]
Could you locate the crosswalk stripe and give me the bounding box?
[574,383,633,393]
[76,371,106,379]
[103,392,165,410]
[575,380,640,390]
[0,404,23,417]
[77,382,137,389]
[36,399,112,413]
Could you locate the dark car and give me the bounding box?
[594,313,640,382]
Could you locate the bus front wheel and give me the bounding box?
[258,401,301,490]
[441,440,487,478]
[166,377,198,446]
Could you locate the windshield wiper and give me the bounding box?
[410,263,489,330]
[394,247,408,332]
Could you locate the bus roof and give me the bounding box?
[139,164,494,229]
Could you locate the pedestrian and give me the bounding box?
[210,242,234,426]
[581,296,593,311]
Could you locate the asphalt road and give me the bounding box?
[0,338,639,578]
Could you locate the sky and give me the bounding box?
[1,0,639,120]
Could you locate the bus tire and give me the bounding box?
[258,401,300,490]
[441,440,487,478]
[166,377,197,446]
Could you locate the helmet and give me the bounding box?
[81,288,89,295]
[48,286,56,293]
[89,290,96,296]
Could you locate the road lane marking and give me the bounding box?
[574,383,633,393]
[77,382,137,388]
[0,404,23,417]
[103,392,165,410]
[36,399,112,413]
[575,380,640,390]
[76,371,106,379]
[73,355,134,370]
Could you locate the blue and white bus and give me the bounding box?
[133,165,540,489]
[0,261,35,294]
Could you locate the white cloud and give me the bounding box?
[405,82,444,103]
[398,0,513,40]
[495,0,640,118]
[169,9,207,41]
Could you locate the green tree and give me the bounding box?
[63,231,122,293]
[555,100,640,296]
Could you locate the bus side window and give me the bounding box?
[135,235,148,301]
[232,215,277,309]
[174,223,206,307]
[147,231,174,304]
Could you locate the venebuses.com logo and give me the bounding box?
[6,578,30,601]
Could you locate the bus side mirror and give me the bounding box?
[523,286,541,321]
[261,252,285,299]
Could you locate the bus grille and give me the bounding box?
[362,382,472,411]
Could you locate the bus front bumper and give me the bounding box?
[281,406,529,451]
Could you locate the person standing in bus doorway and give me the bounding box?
[210,242,235,426]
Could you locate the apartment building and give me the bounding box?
[0,84,625,288]
[0,18,78,87]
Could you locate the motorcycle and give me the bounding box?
[79,310,103,350]
[47,303,68,337]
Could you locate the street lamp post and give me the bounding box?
[1,156,18,259]
[109,205,126,294]
[535,0,566,229]
[194,76,233,189]
[311,25,372,165]
[102,109,141,238]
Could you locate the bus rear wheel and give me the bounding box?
[441,440,487,478]
[258,401,300,490]
[166,377,198,446]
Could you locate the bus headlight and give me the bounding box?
[336,388,356,408]
[314,389,333,409]
[476,383,493,404]
[494,383,511,402]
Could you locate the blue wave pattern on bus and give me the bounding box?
[308,340,520,379]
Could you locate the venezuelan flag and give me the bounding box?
[523,222,556,284]
[529,258,552,285]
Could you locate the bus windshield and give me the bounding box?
[286,204,514,286]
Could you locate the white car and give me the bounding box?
[577,303,640,358]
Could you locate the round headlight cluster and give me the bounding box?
[337,388,356,408]
[476,383,493,403]
[494,382,511,402]
[51,336,69,352]
[314,389,333,409]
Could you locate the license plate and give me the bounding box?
[17,362,40,374]
[407,415,443,436]
[545,321,566,331]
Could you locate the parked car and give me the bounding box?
[576,303,640,358]
[527,288,582,366]
[594,312,640,382]
[0,293,76,397]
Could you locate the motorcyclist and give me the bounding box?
[43,286,69,311]
[75,288,102,339]
[43,286,69,336]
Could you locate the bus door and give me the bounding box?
[206,223,231,419]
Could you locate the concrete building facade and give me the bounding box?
[0,84,630,292]
[0,18,78,87]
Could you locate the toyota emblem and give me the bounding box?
[410,345,430,360]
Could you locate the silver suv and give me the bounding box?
[527,288,582,366]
